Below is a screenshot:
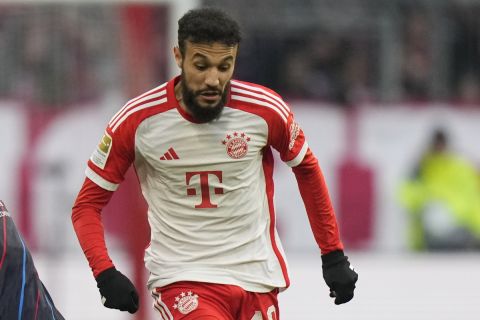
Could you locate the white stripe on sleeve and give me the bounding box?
[286,142,309,167]
[85,167,119,191]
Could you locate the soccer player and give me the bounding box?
[0,200,65,319]
[72,8,358,319]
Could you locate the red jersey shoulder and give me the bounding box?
[229,79,291,124]
[108,81,173,133]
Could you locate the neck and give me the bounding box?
[174,80,190,115]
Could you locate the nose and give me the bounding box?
[204,68,220,88]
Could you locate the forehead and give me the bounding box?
[184,41,238,60]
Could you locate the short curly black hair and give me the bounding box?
[178,8,242,55]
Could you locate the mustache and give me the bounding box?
[195,87,222,96]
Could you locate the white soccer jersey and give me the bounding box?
[86,76,308,292]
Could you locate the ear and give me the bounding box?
[173,47,182,69]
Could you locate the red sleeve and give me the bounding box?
[255,90,341,253]
[270,112,308,168]
[86,121,136,192]
[72,177,115,277]
[292,148,344,254]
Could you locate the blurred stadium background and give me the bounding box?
[1,0,480,319]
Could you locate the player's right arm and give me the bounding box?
[71,121,139,313]
[72,178,115,277]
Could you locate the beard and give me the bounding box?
[181,72,228,122]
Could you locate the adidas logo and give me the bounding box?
[160,147,179,160]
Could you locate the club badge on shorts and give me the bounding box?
[173,291,199,315]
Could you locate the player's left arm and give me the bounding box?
[269,98,358,305]
[292,148,358,305]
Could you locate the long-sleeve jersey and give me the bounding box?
[72,76,343,292]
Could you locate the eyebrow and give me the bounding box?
[192,53,234,63]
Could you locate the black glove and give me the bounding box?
[95,267,139,313]
[322,250,358,305]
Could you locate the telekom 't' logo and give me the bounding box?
[186,171,224,208]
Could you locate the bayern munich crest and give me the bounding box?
[173,291,199,315]
[222,132,251,159]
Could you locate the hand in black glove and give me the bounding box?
[322,250,358,305]
[95,267,139,313]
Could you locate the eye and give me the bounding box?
[195,64,207,71]
[218,65,231,72]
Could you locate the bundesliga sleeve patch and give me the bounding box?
[90,131,113,170]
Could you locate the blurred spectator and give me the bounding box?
[341,39,376,105]
[235,33,284,92]
[456,73,480,105]
[450,4,480,105]
[1,1,480,108]
[295,31,345,102]
[278,30,374,105]
[279,45,312,99]
[0,6,119,108]
[399,128,480,251]
[400,8,432,101]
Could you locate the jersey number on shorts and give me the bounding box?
[251,305,277,320]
